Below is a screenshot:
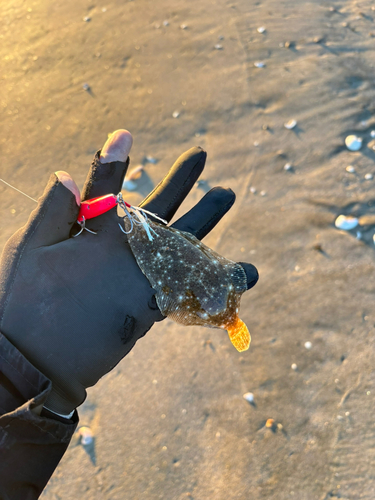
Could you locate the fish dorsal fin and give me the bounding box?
[227,317,251,352]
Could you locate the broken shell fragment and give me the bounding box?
[265,418,275,428]
[335,215,359,230]
[284,119,297,130]
[345,135,362,151]
[78,426,93,446]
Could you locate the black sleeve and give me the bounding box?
[0,332,78,500]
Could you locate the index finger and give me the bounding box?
[139,147,206,223]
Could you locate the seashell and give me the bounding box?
[145,155,158,164]
[122,180,137,191]
[257,26,266,33]
[78,426,93,446]
[163,20,169,26]
[250,186,257,194]
[180,24,188,29]
[291,363,297,370]
[214,44,223,50]
[172,111,180,118]
[83,16,91,22]
[365,173,373,180]
[126,165,144,181]
[335,215,359,230]
[284,163,292,171]
[254,61,265,68]
[265,418,275,428]
[345,135,362,151]
[243,392,254,403]
[304,341,312,349]
[125,219,251,352]
[260,190,267,196]
[284,119,297,130]
[346,165,355,173]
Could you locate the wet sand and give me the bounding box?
[1,0,375,498]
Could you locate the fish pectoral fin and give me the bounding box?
[227,318,251,352]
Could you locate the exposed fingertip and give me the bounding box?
[55,171,81,206]
[100,129,133,164]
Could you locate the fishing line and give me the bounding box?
[0,179,38,203]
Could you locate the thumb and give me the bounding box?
[25,171,80,248]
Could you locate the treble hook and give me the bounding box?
[73,216,97,238]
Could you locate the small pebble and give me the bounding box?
[257,26,266,33]
[260,190,267,196]
[313,36,323,43]
[335,215,359,230]
[356,231,362,240]
[254,61,265,68]
[262,124,269,130]
[345,135,362,151]
[82,83,90,91]
[346,165,355,173]
[216,431,221,438]
[218,35,224,40]
[78,426,93,446]
[102,7,107,12]
[284,41,294,48]
[370,130,375,138]
[304,341,312,349]
[163,20,169,26]
[254,141,260,146]
[284,163,292,171]
[172,111,180,118]
[180,24,188,29]
[250,186,257,194]
[284,119,297,130]
[291,363,297,370]
[214,44,223,50]
[243,392,254,403]
[365,173,373,180]
[83,16,91,22]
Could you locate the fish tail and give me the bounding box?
[227,318,251,352]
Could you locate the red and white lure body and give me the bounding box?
[75,192,167,240]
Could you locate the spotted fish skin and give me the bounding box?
[124,218,250,351]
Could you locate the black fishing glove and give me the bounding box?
[0,131,258,415]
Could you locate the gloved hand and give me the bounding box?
[0,130,258,415]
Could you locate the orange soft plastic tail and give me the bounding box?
[227,317,251,352]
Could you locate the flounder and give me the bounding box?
[125,218,250,351]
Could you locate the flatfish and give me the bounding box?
[124,218,250,352]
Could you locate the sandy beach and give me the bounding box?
[1,0,375,498]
